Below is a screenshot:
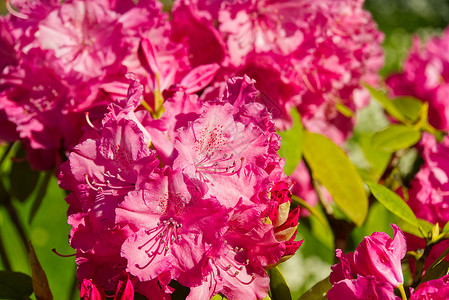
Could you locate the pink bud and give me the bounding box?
[354,224,406,287]
[80,279,105,300]
[114,272,134,300]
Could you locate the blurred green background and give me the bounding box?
[1,0,449,299]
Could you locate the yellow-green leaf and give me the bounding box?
[371,125,421,152]
[303,131,368,226]
[278,108,303,175]
[367,182,419,229]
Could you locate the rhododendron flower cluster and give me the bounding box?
[328,224,406,299]
[171,0,384,143]
[387,28,449,132]
[0,0,384,172]
[0,0,196,169]
[59,76,301,299]
[407,133,449,226]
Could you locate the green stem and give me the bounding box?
[398,284,407,300]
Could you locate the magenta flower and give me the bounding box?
[327,276,400,300]
[353,224,406,288]
[407,133,449,226]
[59,76,299,297]
[172,0,384,142]
[113,272,134,300]
[80,279,104,300]
[387,29,449,131]
[116,170,228,284]
[330,224,407,294]
[410,274,449,299]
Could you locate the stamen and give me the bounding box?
[85,112,99,131]
[6,0,29,19]
[52,248,76,257]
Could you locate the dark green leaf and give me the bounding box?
[367,182,419,229]
[268,267,292,300]
[371,125,421,153]
[278,108,303,175]
[303,131,368,226]
[421,261,449,283]
[298,276,331,300]
[9,147,40,202]
[29,242,53,300]
[0,271,33,299]
[391,97,422,122]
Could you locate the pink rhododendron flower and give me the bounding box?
[387,28,449,131]
[354,224,406,288]
[330,224,407,297]
[327,276,400,300]
[172,0,384,142]
[59,76,299,298]
[80,279,105,300]
[410,274,449,299]
[407,133,449,226]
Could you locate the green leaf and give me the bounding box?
[421,261,449,283]
[391,97,423,122]
[396,218,434,238]
[9,147,40,202]
[278,108,303,175]
[268,267,292,300]
[292,195,331,234]
[444,221,449,233]
[367,182,419,229]
[29,241,53,300]
[0,271,33,299]
[302,131,368,226]
[364,84,408,123]
[371,125,421,153]
[298,276,332,300]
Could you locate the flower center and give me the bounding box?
[135,218,183,270]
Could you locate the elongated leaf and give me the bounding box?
[9,150,40,202]
[302,131,368,226]
[371,125,421,152]
[391,97,422,122]
[0,271,33,299]
[29,241,53,300]
[268,267,292,300]
[397,218,434,238]
[421,261,449,283]
[444,221,449,233]
[278,108,303,175]
[298,276,331,300]
[364,84,408,123]
[367,182,419,228]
